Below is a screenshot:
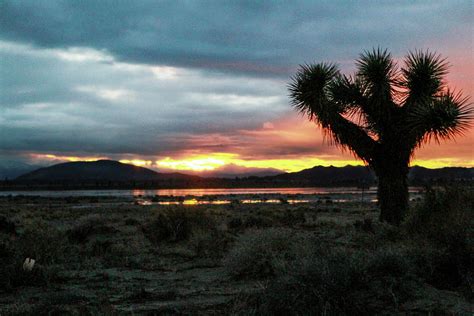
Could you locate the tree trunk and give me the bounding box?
[376,170,409,226]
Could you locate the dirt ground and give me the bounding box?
[0,195,472,315]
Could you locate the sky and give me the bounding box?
[0,1,473,178]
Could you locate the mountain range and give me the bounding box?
[4,160,472,189]
[15,160,198,182]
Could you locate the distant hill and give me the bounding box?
[0,160,39,180]
[408,166,473,184]
[16,160,200,182]
[268,165,375,186]
[6,160,473,189]
[267,165,473,186]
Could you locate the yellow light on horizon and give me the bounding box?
[411,158,474,169]
[154,153,364,173]
[28,152,474,173]
[156,156,227,171]
[30,153,107,162]
[232,158,364,172]
[119,159,153,167]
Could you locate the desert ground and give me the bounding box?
[0,188,472,315]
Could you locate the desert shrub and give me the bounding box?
[101,243,137,267]
[190,228,233,258]
[254,250,368,315]
[0,239,16,291]
[363,248,417,307]
[17,221,67,265]
[227,217,244,230]
[67,214,116,243]
[405,186,473,289]
[275,208,306,226]
[0,216,16,235]
[142,207,216,244]
[353,218,374,233]
[3,291,93,315]
[405,186,473,242]
[223,228,313,279]
[407,244,465,290]
[124,217,140,226]
[88,239,114,257]
[374,222,403,242]
[0,221,65,290]
[415,244,471,291]
[351,222,404,250]
[366,247,411,278]
[9,262,60,288]
[243,214,273,228]
[231,245,418,315]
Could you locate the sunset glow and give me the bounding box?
[119,159,153,167]
[153,153,364,173]
[1,1,472,179]
[2,2,473,312]
[29,154,107,162]
[25,152,474,175]
[156,155,228,171]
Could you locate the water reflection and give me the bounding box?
[134,198,344,206]
[0,186,424,208]
[156,201,181,205]
[182,199,198,205]
[134,187,380,197]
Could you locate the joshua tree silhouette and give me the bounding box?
[289,49,471,225]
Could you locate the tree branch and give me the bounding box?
[405,90,472,149]
[289,62,378,163]
[354,49,399,135]
[402,50,448,107]
[322,112,378,164]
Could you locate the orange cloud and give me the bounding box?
[119,159,153,167]
[27,107,473,173]
[29,153,107,162]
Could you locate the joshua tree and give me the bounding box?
[289,49,471,225]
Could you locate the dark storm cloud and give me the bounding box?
[1,1,471,76]
[0,40,287,157]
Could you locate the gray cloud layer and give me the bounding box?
[0,1,472,172]
[0,41,288,156]
[1,1,471,76]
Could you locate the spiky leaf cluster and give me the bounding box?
[289,49,472,166]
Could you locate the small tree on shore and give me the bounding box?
[289,49,471,225]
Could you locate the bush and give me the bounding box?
[124,217,140,226]
[229,244,418,315]
[17,221,66,265]
[405,186,473,289]
[255,250,368,315]
[374,222,403,243]
[353,218,374,233]
[1,221,65,290]
[189,228,233,258]
[405,186,473,242]
[227,217,244,230]
[223,228,313,279]
[88,239,113,257]
[275,208,306,226]
[0,239,16,291]
[366,247,411,278]
[0,216,16,235]
[142,207,216,244]
[67,214,116,243]
[243,214,273,228]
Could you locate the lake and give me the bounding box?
[0,187,424,204]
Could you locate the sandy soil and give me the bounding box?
[0,196,471,315]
